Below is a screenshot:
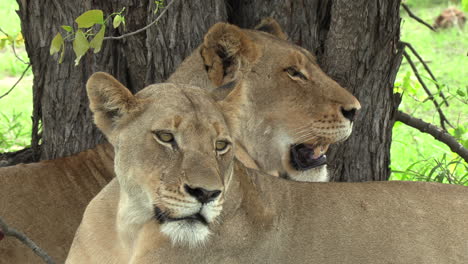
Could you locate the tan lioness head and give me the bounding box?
[183,18,361,182]
[87,72,235,247]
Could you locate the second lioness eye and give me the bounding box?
[215,141,229,152]
[285,67,307,80]
[156,132,175,143]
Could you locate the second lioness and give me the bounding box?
[67,73,468,264]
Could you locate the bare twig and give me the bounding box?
[401,3,437,32]
[0,27,30,65]
[402,51,453,130]
[396,111,468,163]
[0,64,31,100]
[400,41,449,106]
[103,0,178,40]
[0,217,55,264]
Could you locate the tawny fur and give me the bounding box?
[67,74,468,264]
[0,19,362,263]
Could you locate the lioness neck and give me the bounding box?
[116,182,154,250]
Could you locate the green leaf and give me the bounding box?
[75,10,104,28]
[72,30,90,65]
[61,25,73,32]
[50,33,64,55]
[113,15,122,28]
[456,89,466,97]
[90,25,106,53]
[59,46,66,64]
[0,39,6,50]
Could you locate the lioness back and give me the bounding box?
[0,144,114,263]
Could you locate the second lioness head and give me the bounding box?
[190,18,361,181]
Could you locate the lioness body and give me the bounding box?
[0,144,114,263]
[66,73,468,264]
[1,19,360,263]
[70,173,468,264]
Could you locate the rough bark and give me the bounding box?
[17,0,402,181]
[229,0,403,181]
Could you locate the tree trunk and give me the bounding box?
[17,0,402,181]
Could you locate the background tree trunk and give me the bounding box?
[17,0,402,181]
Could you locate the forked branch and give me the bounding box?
[402,51,453,130]
[0,217,55,264]
[400,41,449,106]
[396,111,468,163]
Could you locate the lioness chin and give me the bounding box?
[67,73,468,264]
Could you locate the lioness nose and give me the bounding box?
[340,107,358,122]
[184,184,221,204]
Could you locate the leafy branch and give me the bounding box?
[0,216,55,264]
[402,50,453,131]
[395,111,468,163]
[50,0,175,65]
[0,27,29,65]
[0,27,31,101]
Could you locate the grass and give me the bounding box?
[390,0,468,185]
[0,0,466,185]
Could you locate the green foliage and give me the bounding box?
[50,7,126,65]
[462,0,468,11]
[75,10,104,28]
[89,26,106,53]
[0,111,30,152]
[72,30,90,65]
[154,0,165,14]
[392,1,468,185]
[390,155,468,186]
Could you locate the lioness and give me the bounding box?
[1,19,360,263]
[67,73,468,264]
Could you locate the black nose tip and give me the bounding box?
[341,107,358,122]
[184,184,221,204]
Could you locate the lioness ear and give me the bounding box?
[86,72,138,138]
[254,17,287,40]
[211,80,242,102]
[201,22,260,87]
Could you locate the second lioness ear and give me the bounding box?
[201,22,260,87]
[211,79,242,102]
[254,17,287,40]
[86,72,138,139]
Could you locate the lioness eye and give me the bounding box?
[285,67,307,80]
[156,132,175,143]
[215,141,230,152]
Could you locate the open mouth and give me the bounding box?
[155,207,208,225]
[290,143,328,171]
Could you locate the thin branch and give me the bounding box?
[401,3,436,32]
[0,64,31,100]
[0,217,55,264]
[400,41,449,106]
[0,27,30,65]
[103,0,178,40]
[402,51,453,130]
[396,111,468,163]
